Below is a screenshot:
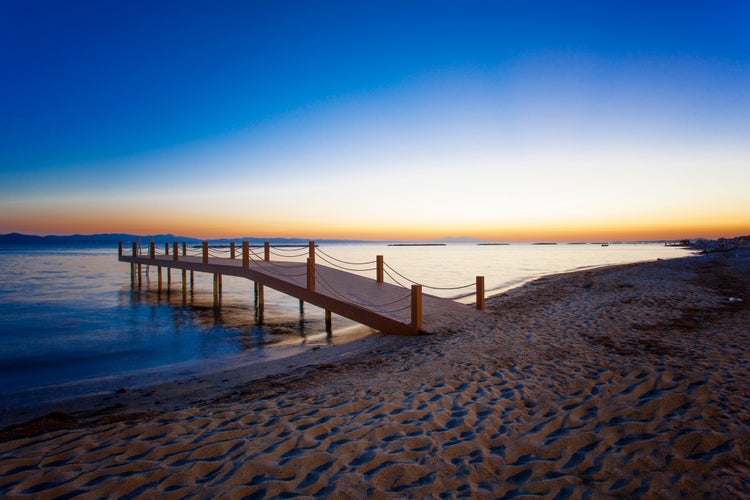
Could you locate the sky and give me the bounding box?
[1,0,749,241]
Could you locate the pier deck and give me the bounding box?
[119,243,483,335]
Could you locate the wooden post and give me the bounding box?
[182,269,186,294]
[190,270,194,289]
[411,284,423,332]
[242,241,249,268]
[230,242,236,259]
[307,258,315,291]
[118,242,123,258]
[150,242,155,259]
[158,266,162,290]
[167,267,171,287]
[264,242,270,261]
[309,241,316,263]
[219,274,223,294]
[202,241,209,264]
[325,309,332,334]
[182,242,187,257]
[132,242,137,257]
[165,242,169,256]
[130,263,135,287]
[376,255,384,283]
[173,242,178,261]
[213,274,218,305]
[299,299,304,314]
[138,264,142,286]
[256,285,264,323]
[476,276,485,310]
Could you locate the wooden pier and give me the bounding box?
[119,241,485,335]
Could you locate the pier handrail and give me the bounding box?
[127,240,486,319]
[382,262,476,291]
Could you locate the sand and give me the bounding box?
[1,248,749,497]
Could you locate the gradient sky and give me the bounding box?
[1,0,749,241]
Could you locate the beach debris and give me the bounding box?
[728,297,743,303]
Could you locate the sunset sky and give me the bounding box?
[1,1,748,241]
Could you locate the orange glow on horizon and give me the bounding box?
[3,211,748,243]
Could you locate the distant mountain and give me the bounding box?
[0,232,379,246]
[0,233,201,245]
[0,232,492,246]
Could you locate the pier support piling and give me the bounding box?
[325,309,332,335]
[476,276,485,311]
[411,284,423,332]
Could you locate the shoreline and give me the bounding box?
[1,249,748,496]
[0,253,680,429]
[0,255,677,428]
[0,325,411,429]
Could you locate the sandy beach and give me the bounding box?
[1,248,748,497]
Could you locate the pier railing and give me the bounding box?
[119,240,485,334]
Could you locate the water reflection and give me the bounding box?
[122,270,340,349]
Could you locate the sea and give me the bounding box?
[0,242,692,407]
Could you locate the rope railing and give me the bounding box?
[270,245,308,252]
[315,252,377,273]
[382,267,411,289]
[248,248,265,260]
[313,268,413,312]
[251,260,308,278]
[269,248,309,259]
[382,262,475,291]
[316,248,376,266]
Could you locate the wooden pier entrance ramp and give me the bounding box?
[119,241,486,335]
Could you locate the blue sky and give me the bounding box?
[1,0,749,239]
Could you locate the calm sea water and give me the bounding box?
[0,243,690,402]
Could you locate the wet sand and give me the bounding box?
[1,249,748,497]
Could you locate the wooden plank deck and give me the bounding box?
[119,251,478,335]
